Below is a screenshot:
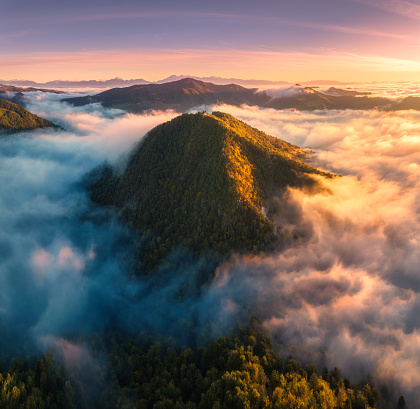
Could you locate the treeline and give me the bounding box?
[0,326,404,408]
[0,329,407,409]
[96,325,401,409]
[0,100,58,132]
[0,353,78,409]
[89,112,332,271]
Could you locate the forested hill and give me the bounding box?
[0,100,60,132]
[89,112,332,270]
[62,78,271,113]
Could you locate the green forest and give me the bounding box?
[0,324,404,409]
[0,100,58,132]
[89,112,332,271]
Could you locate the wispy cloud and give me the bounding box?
[285,20,407,40]
[72,11,239,22]
[37,10,408,41]
[353,0,420,20]
[11,8,408,42]
[0,30,32,42]
[14,10,241,26]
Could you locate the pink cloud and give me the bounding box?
[39,336,93,370]
[353,0,420,20]
[57,246,84,271]
[32,249,52,276]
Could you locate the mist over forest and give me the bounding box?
[1,87,419,406]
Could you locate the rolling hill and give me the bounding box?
[0,100,60,132]
[88,111,332,270]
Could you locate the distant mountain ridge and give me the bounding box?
[1,75,356,90]
[89,111,331,270]
[0,78,151,89]
[4,76,417,113]
[154,75,291,87]
[0,84,64,94]
[62,78,420,113]
[62,78,271,113]
[0,75,291,89]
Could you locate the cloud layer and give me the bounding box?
[0,93,180,354]
[206,104,420,401]
[1,92,420,403]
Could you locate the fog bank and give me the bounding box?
[207,103,420,400]
[1,91,420,402]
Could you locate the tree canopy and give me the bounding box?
[89,112,332,271]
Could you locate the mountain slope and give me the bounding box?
[62,78,270,112]
[62,78,420,113]
[89,112,331,270]
[0,100,60,132]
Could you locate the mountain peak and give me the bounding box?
[89,112,331,271]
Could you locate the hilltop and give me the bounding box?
[0,100,60,132]
[89,112,332,270]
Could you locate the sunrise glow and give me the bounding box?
[2,0,420,83]
[2,1,420,408]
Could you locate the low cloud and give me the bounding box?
[261,86,307,99]
[0,94,180,354]
[1,92,420,403]
[204,103,420,401]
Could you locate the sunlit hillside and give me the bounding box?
[89,111,332,271]
[0,100,59,132]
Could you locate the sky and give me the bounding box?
[2,0,420,82]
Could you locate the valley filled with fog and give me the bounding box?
[1,86,420,402]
